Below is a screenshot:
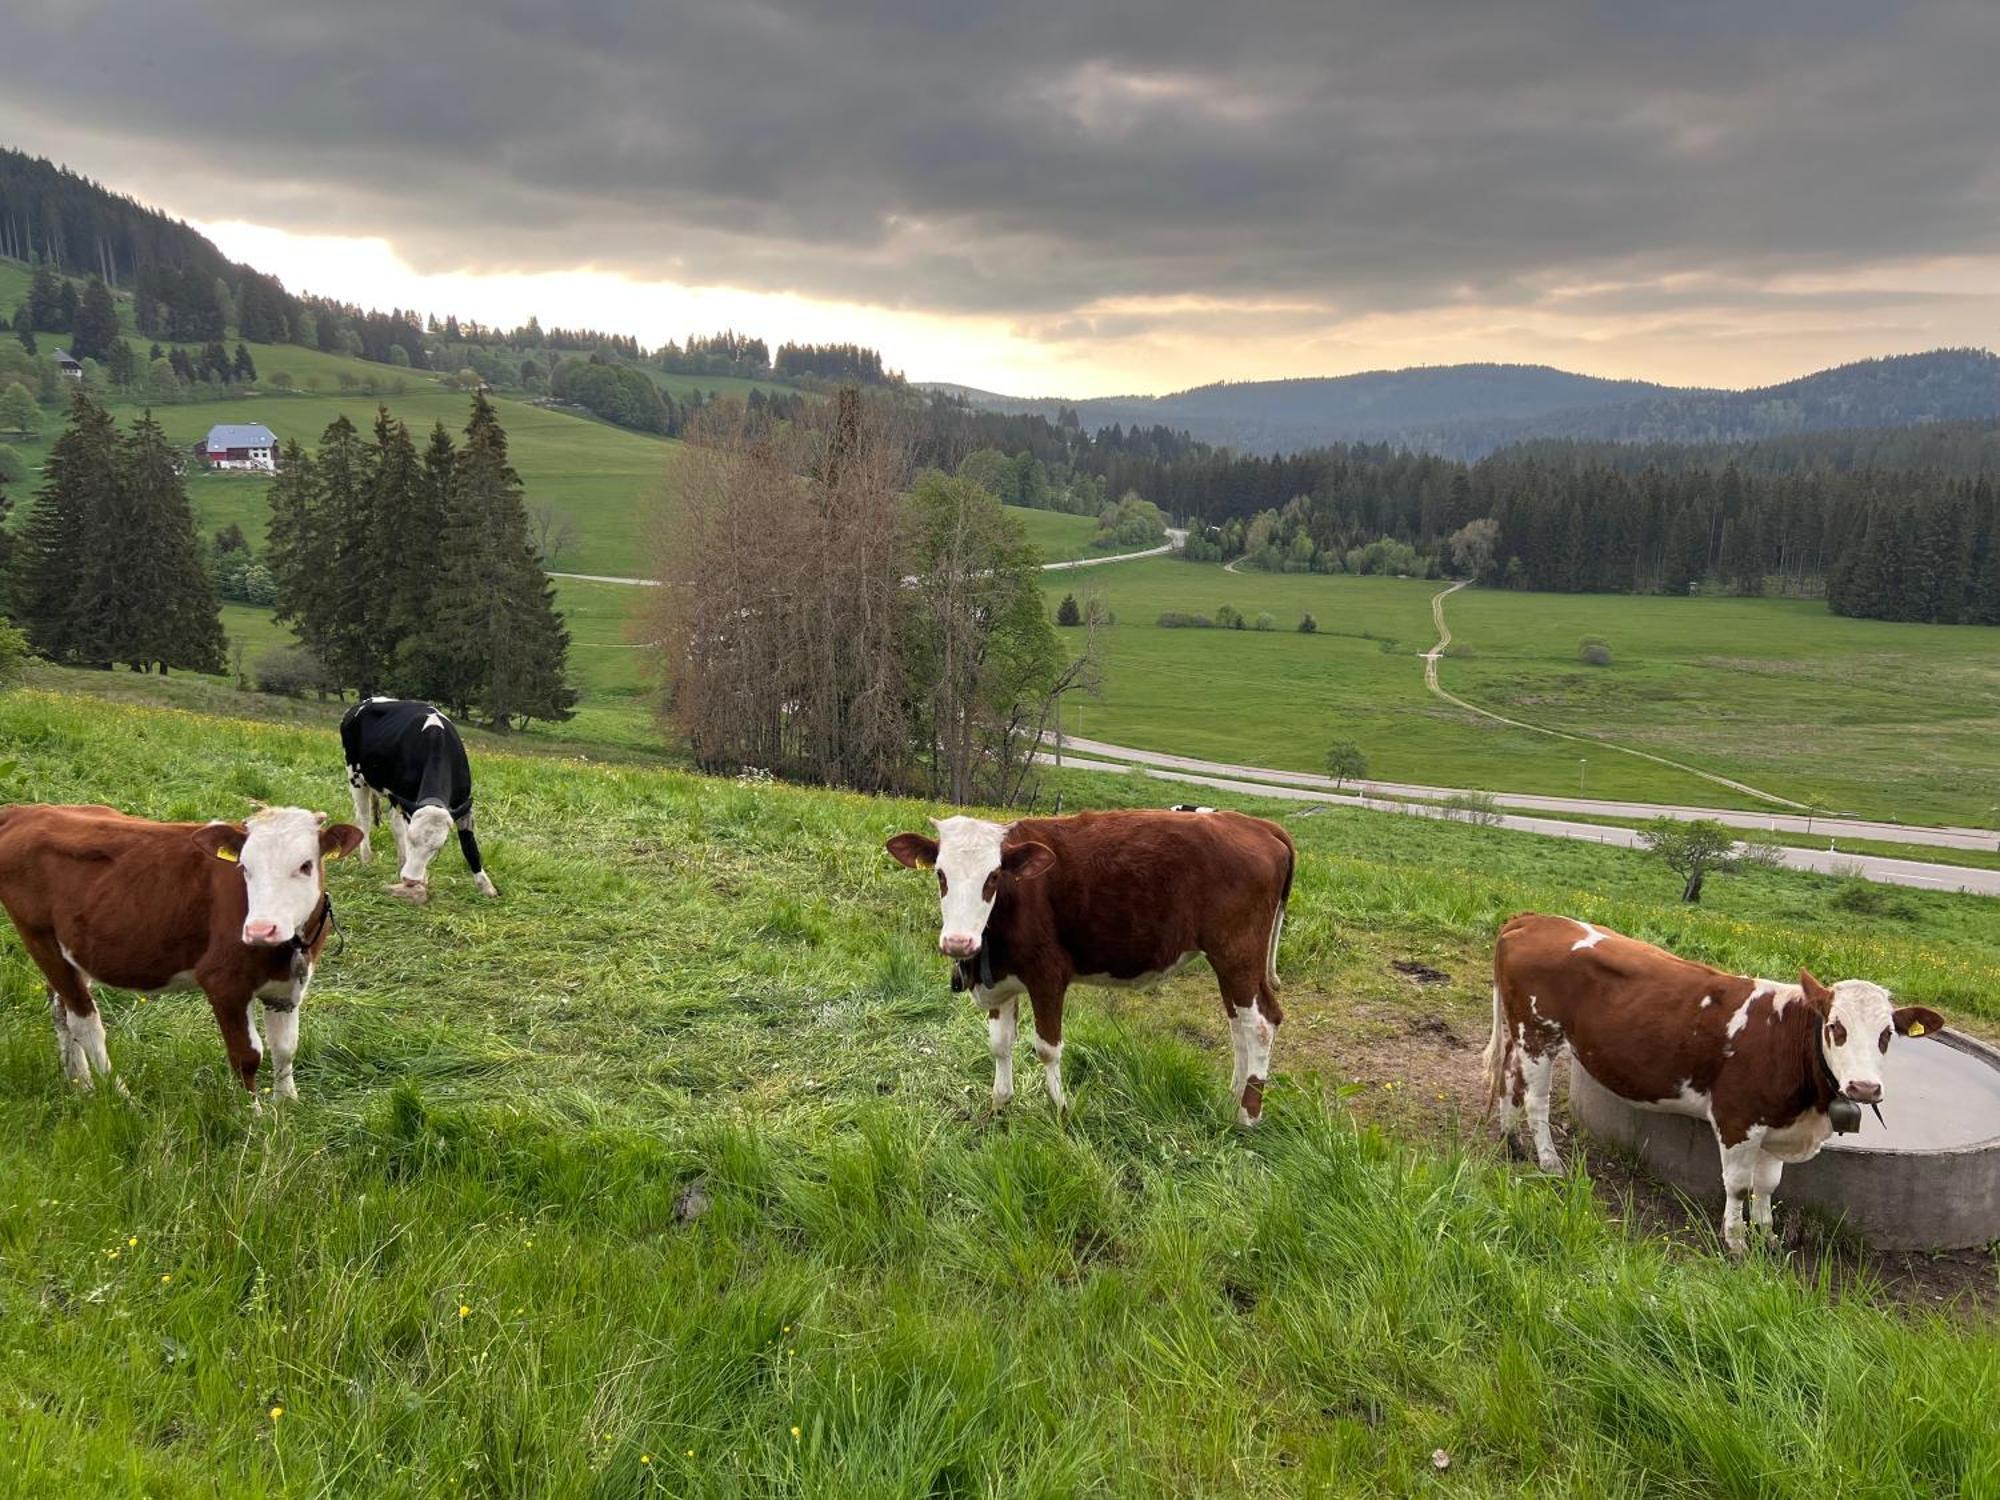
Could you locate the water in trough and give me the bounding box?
[1829,1034,2000,1152]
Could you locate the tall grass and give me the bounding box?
[1,690,1996,1495]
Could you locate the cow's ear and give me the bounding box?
[320,823,366,862]
[192,822,248,864]
[1799,969,1834,1010]
[1003,841,1056,881]
[886,833,939,870]
[1893,1006,1945,1039]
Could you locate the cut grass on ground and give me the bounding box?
[1,687,1997,1495]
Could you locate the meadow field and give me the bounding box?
[2,682,1997,1496]
[1038,560,2000,827]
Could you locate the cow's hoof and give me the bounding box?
[475,874,499,899]
[1536,1151,1564,1174]
[1236,1108,1263,1128]
[385,881,430,905]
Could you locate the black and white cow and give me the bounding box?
[339,698,497,904]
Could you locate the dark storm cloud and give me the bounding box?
[3,0,1995,322]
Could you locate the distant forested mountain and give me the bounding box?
[934,350,2000,458]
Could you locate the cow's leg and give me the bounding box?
[1750,1150,1784,1241]
[1716,1133,1763,1255]
[1225,1002,1249,1105]
[49,990,86,1082]
[1027,986,1068,1111]
[986,994,1017,1108]
[348,775,376,863]
[206,992,262,1098]
[262,969,311,1102]
[1520,1047,1562,1172]
[388,805,409,866]
[22,934,110,1088]
[457,813,498,898]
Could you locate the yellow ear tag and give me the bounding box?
[215,847,238,863]
[326,848,341,862]
[1908,1022,1926,1037]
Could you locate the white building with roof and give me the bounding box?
[204,423,279,472]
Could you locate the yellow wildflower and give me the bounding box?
[458,1304,470,1319]
[270,1406,284,1421]
[641,1454,652,1465]
[791,1426,801,1442]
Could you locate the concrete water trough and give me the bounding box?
[1569,1031,2000,1251]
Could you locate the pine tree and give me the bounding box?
[26,263,63,330]
[266,438,328,656]
[106,339,135,388]
[71,276,119,362]
[311,416,374,689]
[232,343,257,382]
[12,392,117,661]
[109,412,226,672]
[57,281,79,333]
[429,393,575,726]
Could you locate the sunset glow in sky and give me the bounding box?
[4,0,1994,396]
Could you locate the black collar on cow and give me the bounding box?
[950,944,1000,995]
[284,895,341,969]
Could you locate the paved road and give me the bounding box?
[555,529,1187,589]
[1043,732,1999,854]
[1037,751,2000,897]
[1422,582,1804,809]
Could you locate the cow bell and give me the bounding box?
[1827,1096,1863,1134]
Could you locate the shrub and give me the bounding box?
[1441,792,1504,826]
[1157,611,1215,629]
[0,617,28,688]
[1253,612,1275,631]
[1579,636,1613,666]
[255,645,337,697]
[1324,742,1368,788]
[1377,636,1402,654]
[1830,878,1918,921]
[1215,603,1244,629]
[1298,613,1318,634]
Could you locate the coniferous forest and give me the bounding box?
[264,394,576,730]
[9,393,227,673]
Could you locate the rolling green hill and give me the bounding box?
[1038,558,2000,826]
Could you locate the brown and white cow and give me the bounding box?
[0,804,364,1099]
[886,808,1296,1123]
[1487,913,1945,1252]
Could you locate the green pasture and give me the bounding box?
[1008,506,1104,563]
[0,686,1996,1496]
[1040,560,2000,826]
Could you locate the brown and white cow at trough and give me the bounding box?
[886,808,1296,1123]
[1487,912,1945,1253]
[0,804,364,1099]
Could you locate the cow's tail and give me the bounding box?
[1481,977,1511,1119]
[1262,831,1296,1003]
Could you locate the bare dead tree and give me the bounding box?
[646,393,912,791]
[528,504,581,564]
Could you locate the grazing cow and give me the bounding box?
[885,808,1296,1123]
[340,698,496,904]
[1487,913,1945,1252]
[0,804,364,1098]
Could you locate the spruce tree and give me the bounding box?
[429,393,575,727]
[71,276,119,362]
[26,263,62,330]
[114,412,226,672]
[312,416,374,689]
[13,392,117,661]
[266,439,332,662]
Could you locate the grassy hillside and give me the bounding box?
[1039,559,2000,826]
[0,686,1996,1495]
[1008,505,1101,563]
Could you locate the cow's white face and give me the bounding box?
[194,808,362,946]
[402,805,453,886]
[1808,971,1946,1104]
[886,816,1055,959]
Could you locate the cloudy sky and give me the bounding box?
[4,0,1996,395]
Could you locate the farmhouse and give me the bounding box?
[203,422,279,472]
[52,348,83,379]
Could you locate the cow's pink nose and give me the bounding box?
[1845,1080,1882,1104]
[940,935,979,959]
[242,921,284,945]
